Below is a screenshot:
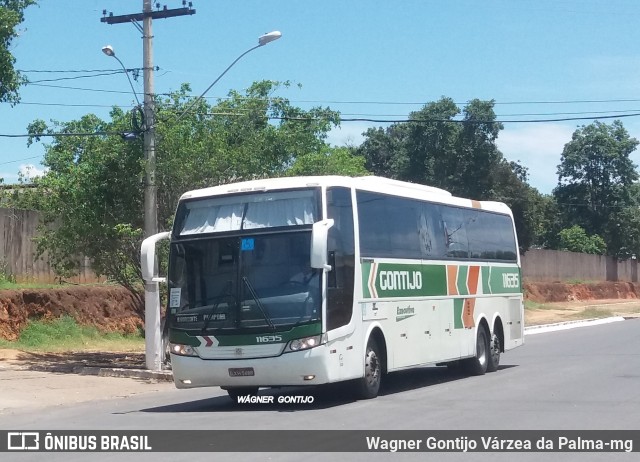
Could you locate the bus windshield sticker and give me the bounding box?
[241,238,255,251]
[170,288,182,308]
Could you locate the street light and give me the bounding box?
[106,32,283,371]
[101,45,142,108]
[176,30,282,122]
[136,31,281,371]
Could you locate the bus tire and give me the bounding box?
[463,326,489,376]
[356,338,382,399]
[225,387,259,403]
[487,332,501,372]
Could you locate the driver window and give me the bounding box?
[326,187,355,330]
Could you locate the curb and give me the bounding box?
[524,316,627,335]
[76,366,174,381]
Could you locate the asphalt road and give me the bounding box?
[1,319,639,462]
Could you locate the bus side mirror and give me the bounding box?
[310,219,334,270]
[141,232,171,282]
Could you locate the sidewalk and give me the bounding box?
[0,349,172,380]
[0,352,174,416]
[2,315,633,381]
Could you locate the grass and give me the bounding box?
[524,300,557,311]
[0,316,144,352]
[0,280,114,291]
[568,307,612,320]
[0,280,74,290]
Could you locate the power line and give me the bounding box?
[0,131,130,139]
[18,68,137,73]
[2,109,640,141]
[7,97,640,120]
[0,155,43,166]
[6,101,136,108]
[26,71,130,84]
[26,82,141,95]
[19,80,640,107]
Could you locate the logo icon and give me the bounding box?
[7,432,40,451]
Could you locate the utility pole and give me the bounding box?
[102,1,196,239]
[102,1,196,371]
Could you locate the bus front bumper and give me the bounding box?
[170,346,333,389]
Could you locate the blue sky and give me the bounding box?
[3,0,640,194]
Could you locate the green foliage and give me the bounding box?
[0,315,143,351]
[558,225,607,255]
[8,81,352,294]
[356,97,545,250]
[287,146,368,177]
[0,259,16,285]
[0,0,36,104]
[554,121,639,257]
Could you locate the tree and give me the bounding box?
[355,97,547,251]
[11,81,363,302]
[490,160,550,251]
[554,120,639,257]
[558,225,606,255]
[0,0,35,104]
[287,146,368,177]
[358,124,407,178]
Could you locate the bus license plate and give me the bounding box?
[229,367,255,377]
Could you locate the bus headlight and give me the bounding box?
[285,335,323,353]
[170,343,198,357]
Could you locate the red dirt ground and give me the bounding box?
[0,282,639,341]
[524,281,640,303]
[0,285,142,341]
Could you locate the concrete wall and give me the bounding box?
[0,208,102,284]
[521,249,638,283]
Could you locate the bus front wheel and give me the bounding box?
[356,338,382,399]
[224,387,259,403]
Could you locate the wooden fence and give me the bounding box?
[1,207,638,284]
[0,208,101,284]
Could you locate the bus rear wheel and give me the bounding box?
[356,338,382,399]
[463,326,489,376]
[487,332,501,372]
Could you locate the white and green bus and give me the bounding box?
[144,176,524,400]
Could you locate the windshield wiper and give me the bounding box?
[242,276,276,331]
[201,280,234,332]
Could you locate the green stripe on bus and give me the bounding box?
[453,299,464,329]
[362,261,447,298]
[482,266,491,294]
[363,261,521,299]
[362,261,373,298]
[457,265,469,296]
[169,322,322,347]
[484,266,522,294]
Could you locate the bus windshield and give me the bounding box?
[168,232,321,331]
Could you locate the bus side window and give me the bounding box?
[419,203,446,259]
[326,187,355,331]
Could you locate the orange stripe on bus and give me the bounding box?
[467,265,480,295]
[463,298,476,329]
[447,265,458,295]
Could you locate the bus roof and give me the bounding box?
[179,176,512,215]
